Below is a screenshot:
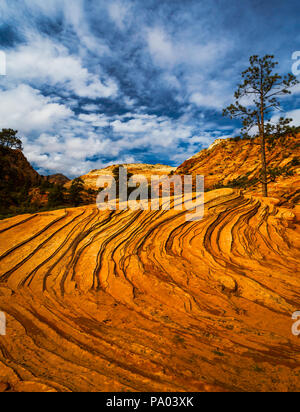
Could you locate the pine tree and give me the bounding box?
[0,129,23,150]
[48,185,65,207]
[69,178,84,206]
[223,55,299,197]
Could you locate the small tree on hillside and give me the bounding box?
[69,178,84,206]
[0,129,23,150]
[48,185,65,207]
[112,166,133,199]
[223,55,299,197]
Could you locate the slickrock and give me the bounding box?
[0,189,299,392]
[176,135,300,205]
[0,382,10,392]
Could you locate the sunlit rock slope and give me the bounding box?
[0,187,299,392]
[176,134,300,207]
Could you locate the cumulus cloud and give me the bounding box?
[8,104,203,177]
[6,36,118,99]
[0,85,72,133]
[146,25,234,109]
[190,91,226,110]
[110,114,193,149]
[0,0,297,178]
[147,26,231,69]
[82,104,101,112]
[271,109,300,126]
[78,113,110,127]
[22,110,196,177]
[189,77,233,110]
[23,130,116,177]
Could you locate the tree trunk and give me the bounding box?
[259,67,268,198]
[261,133,268,197]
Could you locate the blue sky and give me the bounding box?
[0,0,299,177]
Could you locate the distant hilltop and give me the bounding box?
[66,163,176,190]
[43,174,70,186]
[1,132,299,217]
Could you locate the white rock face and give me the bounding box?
[185,138,226,162]
[207,139,225,151]
[67,164,176,190]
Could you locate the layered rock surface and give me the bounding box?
[0,188,299,392]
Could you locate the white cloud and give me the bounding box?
[23,131,115,177]
[108,1,131,30]
[110,114,193,151]
[0,0,63,22]
[271,109,300,126]
[189,80,232,110]
[82,104,101,112]
[0,2,242,177]
[12,107,198,177]
[146,26,234,110]
[288,109,300,125]
[290,82,300,96]
[147,28,176,67]
[147,26,231,70]
[6,36,118,99]
[161,73,181,90]
[112,117,156,134]
[190,92,224,109]
[123,96,137,108]
[78,113,110,127]
[0,84,118,177]
[0,84,72,133]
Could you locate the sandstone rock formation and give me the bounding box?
[0,188,299,392]
[0,147,42,213]
[176,134,300,206]
[66,164,176,190]
[44,174,70,186]
[0,148,41,193]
